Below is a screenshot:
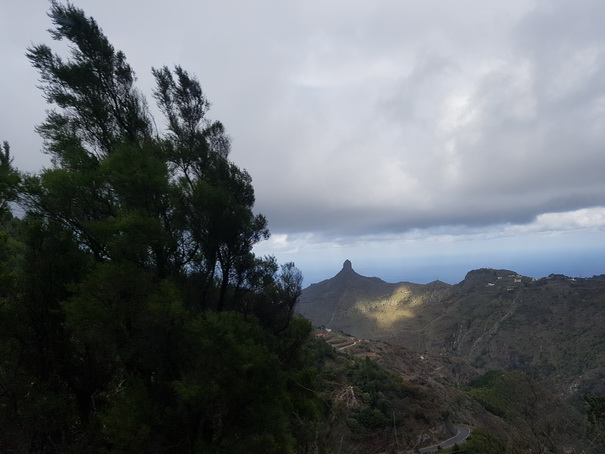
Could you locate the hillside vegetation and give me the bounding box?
[299,261,605,452]
[2,3,604,453]
[299,262,605,395]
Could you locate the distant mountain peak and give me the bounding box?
[336,259,360,279]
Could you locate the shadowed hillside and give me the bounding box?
[299,260,451,339]
[298,261,605,398]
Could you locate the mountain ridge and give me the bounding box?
[298,260,605,398]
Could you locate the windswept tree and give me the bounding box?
[23,2,270,303]
[152,65,270,308]
[0,2,314,453]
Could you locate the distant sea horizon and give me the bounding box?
[301,248,605,287]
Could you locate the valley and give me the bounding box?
[298,260,605,452]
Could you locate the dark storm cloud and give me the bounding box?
[246,0,605,238]
[3,0,605,243]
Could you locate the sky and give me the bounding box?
[2,0,605,285]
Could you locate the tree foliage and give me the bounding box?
[585,393,605,451]
[467,370,585,453]
[0,3,313,453]
[0,141,20,215]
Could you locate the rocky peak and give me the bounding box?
[333,259,360,282]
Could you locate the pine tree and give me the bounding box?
[0,2,316,452]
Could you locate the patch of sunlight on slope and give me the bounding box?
[352,284,425,331]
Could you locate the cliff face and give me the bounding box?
[298,263,605,396]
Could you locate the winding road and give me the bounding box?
[337,340,358,350]
[416,425,471,453]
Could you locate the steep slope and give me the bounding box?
[298,263,605,397]
[298,260,451,339]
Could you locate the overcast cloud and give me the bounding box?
[2,0,605,283]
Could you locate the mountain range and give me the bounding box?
[298,260,605,399]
